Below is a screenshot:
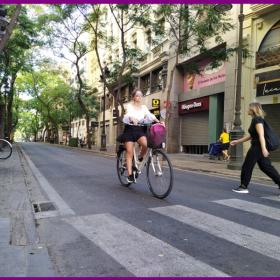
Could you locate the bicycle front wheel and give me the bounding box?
[0,139,12,160]
[116,150,131,187]
[146,149,173,199]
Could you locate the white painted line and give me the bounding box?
[214,198,280,221]
[151,205,280,262]
[21,148,75,216]
[262,196,280,202]
[0,218,10,244]
[64,213,228,277]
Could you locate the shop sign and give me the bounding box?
[150,108,161,119]
[256,79,280,97]
[178,97,209,115]
[152,99,160,108]
[184,59,225,92]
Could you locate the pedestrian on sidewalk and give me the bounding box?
[219,128,230,161]
[230,102,280,194]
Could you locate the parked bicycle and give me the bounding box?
[0,138,12,160]
[116,123,173,199]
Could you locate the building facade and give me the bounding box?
[242,4,280,161]
[86,4,280,159]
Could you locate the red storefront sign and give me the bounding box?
[178,96,209,115]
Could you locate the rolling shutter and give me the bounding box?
[181,111,209,146]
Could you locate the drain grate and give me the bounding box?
[33,201,56,213]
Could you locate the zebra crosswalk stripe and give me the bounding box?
[151,205,280,262]
[0,218,9,244]
[262,196,280,203]
[64,213,228,277]
[214,198,280,221]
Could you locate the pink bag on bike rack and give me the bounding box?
[148,123,166,148]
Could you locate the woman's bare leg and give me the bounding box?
[137,136,148,159]
[125,141,134,176]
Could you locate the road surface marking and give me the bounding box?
[0,218,10,244]
[214,198,280,221]
[151,205,280,262]
[21,148,75,217]
[262,196,280,202]
[64,213,228,277]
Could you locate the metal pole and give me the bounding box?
[228,4,244,170]
[100,78,107,151]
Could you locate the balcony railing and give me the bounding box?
[256,45,280,69]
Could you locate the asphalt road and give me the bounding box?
[21,142,280,277]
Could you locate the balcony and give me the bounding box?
[250,4,276,13]
[256,45,280,69]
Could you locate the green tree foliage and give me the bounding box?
[43,4,99,148]
[153,4,236,151]
[0,5,42,140]
[16,64,78,143]
[78,4,152,119]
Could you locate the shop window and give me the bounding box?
[256,21,280,69]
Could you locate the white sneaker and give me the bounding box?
[232,186,249,194]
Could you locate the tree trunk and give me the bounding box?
[0,104,5,139]
[86,114,91,149]
[7,75,16,141]
[0,5,22,53]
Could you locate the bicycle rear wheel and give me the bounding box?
[0,139,12,160]
[146,149,173,199]
[116,150,131,187]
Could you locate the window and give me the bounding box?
[256,21,280,69]
[151,67,163,93]
[145,29,152,49]
[131,32,137,48]
[259,21,280,53]
[140,74,150,95]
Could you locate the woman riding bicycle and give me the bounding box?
[121,88,161,183]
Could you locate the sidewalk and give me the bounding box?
[0,145,55,276]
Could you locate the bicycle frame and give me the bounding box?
[133,146,163,176]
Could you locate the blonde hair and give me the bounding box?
[249,102,266,117]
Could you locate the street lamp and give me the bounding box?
[100,63,110,151]
[214,4,245,170]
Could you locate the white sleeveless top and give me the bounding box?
[123,103,155,124]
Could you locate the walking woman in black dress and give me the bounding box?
[231,102,280,194]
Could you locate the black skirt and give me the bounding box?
[117,125,147,143]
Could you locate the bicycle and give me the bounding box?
[116,124,173,199]
[0,138,12,160]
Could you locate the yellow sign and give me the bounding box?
[152,99,160,108]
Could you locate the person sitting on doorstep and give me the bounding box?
[219,128,230,161]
